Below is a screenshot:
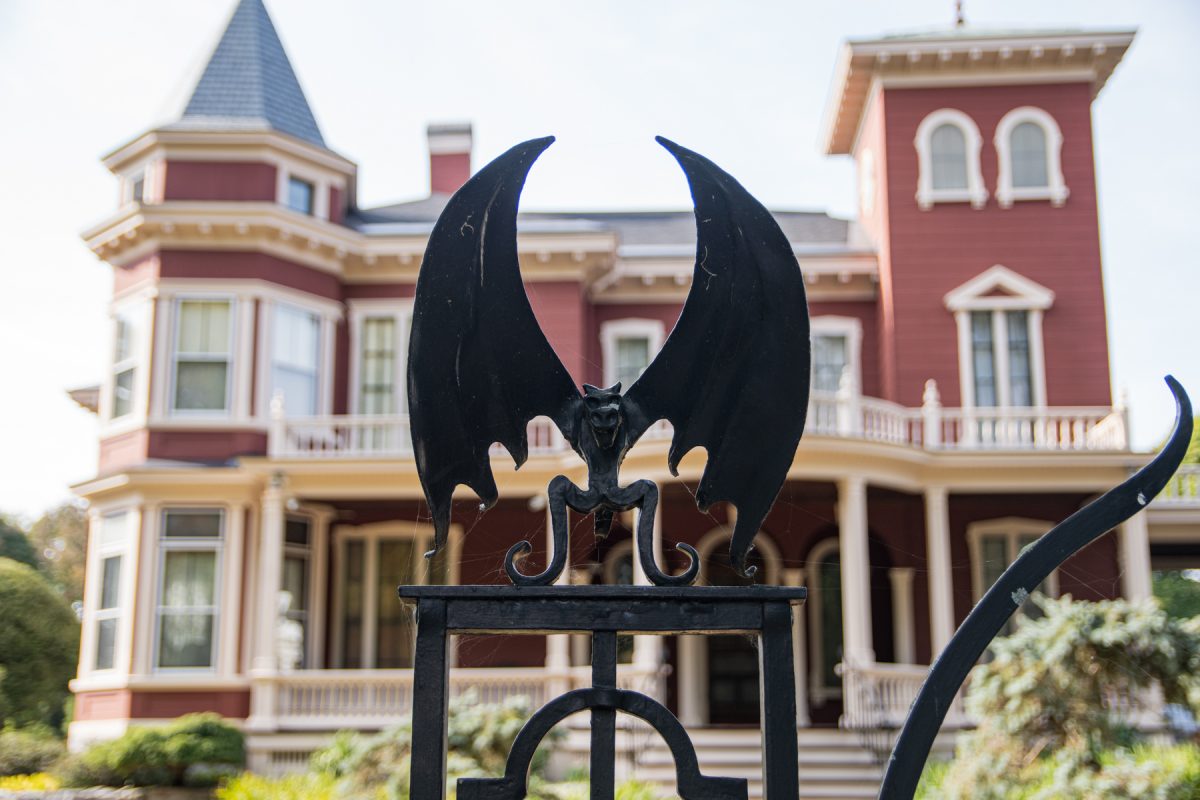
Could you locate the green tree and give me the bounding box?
[935,594,1200,799]
[27,503,88,605]
[0,520,37,570]
[0,558,80,729]
[1154,570,1200,620]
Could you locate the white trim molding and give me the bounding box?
[945,265,1055,409]
[914,108,987,210]
[599,318,665,388]
[994,106,1069,208]
[346,298,415,416]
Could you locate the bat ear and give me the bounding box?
[608,382,622,394]
[583,383,601,395]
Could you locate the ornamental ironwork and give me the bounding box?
[401,136,1193,800]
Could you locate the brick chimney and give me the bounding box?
[427,122,473,196]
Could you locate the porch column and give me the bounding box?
[248,475,286,732]
[888,568,916,665]
[783,567,810,726]
[924,486,955,657]
[1120,510,1153,602]
[838,477,874,665]
[677,634,707,726]
[632,486,664,690]
[544,503,572,696]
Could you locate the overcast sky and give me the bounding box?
[0,0,1196,520]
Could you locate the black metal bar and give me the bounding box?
[759,602,799,800]
[877,376,1192,800]
[446,598,764,633]
[591,631,618,800]
[399,585,807,601]
[409,598,450,800]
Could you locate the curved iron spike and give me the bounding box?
[878,375,1192,800]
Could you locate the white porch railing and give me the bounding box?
[268,380,1127,459]
[1155,465,1200,507]
[840,661,971,731]
[266,665,661,731]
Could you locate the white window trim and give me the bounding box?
[994,106,1069,209]
[168,294,238,418]
[599,318,665,388]
[330,521,461,669]
[810,315,863,395]
[101,294,154,436]
[153,507,226,674]
[347,299,414,416]
[805,537,842,703]
[914,108,988,210]
[967,517,1060,603]
[945,265,1054,409]
[256,297,338,420]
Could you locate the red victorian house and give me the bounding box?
[68,1,1199,795]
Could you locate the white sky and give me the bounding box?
[0,0,1196,521]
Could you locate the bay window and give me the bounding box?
[172,299,234,413]
[271,304,321,416]
[156,509,223,670]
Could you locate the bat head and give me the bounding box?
[582,383,623,449]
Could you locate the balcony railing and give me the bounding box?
[1155,465,1200,507]
[269,380,1127,460]
[840,661,971,731]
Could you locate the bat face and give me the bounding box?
[582,383,623,450]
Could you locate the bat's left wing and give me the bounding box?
[623,137,811,579]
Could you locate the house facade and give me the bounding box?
[68,0,1200,791]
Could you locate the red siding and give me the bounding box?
[113,254,160,294]
[880,82,1111,407]
[329,186,345,225]
[98,429,149,474]
[145,430,268,463]
[73,689,250,720]
[159,250,342,299]
[162,161,277,202]
[527,281,588,385]
[343,283,416,300]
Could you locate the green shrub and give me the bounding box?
[216,771,343,800]
[310,690,560,800]
[0,726,66,776]
[0,558,80,729]
[932,594,1200,799]
[57,713,244,788]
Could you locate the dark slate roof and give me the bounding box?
[348,197,852,249]
[172,0,325,148]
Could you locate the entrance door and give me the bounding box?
[705,546,764,725]
[808,541,844,725]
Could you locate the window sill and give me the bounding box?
[916,188,988,211]
[996,186,1069,208]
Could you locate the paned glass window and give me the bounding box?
[970,311,997,408]
[173,299,232,412]
[930,124,968,190]
[359,316,397,414]
[287,177,314,215]
[1010,122,1049,189]
[95,555,122,670]
[156,510,222,669]
[812,334,849,393]
[272,305,320,416]
[112,315,136,418]
[614,336,651,387]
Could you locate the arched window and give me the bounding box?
[914,109,987,210]
[994,107,1068,208]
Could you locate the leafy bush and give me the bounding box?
[310,690,560,800]
[0,558,80,729]
[1155,570,1200,620]
[0,726,66,776]
[216,771,342,800]
[931,594,1200,799]
[57,713,244,788]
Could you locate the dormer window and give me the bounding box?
[945,266,1055,409]
[914,109,987,210]
[994,107,1068,208]
[287,176,315,215]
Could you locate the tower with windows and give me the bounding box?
[823,28,1135,410]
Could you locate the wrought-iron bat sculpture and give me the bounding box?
[407,136,810,586]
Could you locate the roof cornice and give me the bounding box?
[821,28,1136,155]
[102,128,356,175]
